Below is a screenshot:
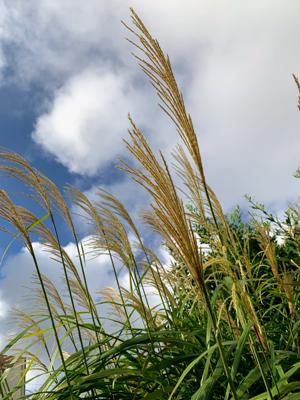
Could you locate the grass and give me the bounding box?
[0,8,300,399]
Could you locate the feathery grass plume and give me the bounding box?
[120,287,158,329]
[173,145,232,246]
[23,203,102,341]
[95,188,172,320]
[0,191,74,397]
[0,191,99,399]
[255,221,298,316]
[0,150,101,352]
[100,287,128,324]
[139,246,176,292]
[13,309,53,367]
[96,188,141,239]
[282,271,296,317]
[91,206,136,269]
[86,203,151,321]
[0,149,77,230]
[122,117,203,288]
[96,190,164,272]
[16,208,95,350]
[70,187,171,382]
[0,151,51,210]
[123,11,251,330]
[31,274,71,320]
[256,223,280,284]
[143,262,175,309]
[69,187,134,333]
[293,74,300,110]
[91,195,158,331]
[0,155,97,309]
[96,189,170,293]
[123,9,289,397]
[121,15,239,393]
[122,9,223,237]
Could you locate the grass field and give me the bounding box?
[0,8,300,399]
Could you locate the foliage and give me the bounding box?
[0,8,300,400]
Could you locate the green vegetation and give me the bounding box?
[1,9,300,399]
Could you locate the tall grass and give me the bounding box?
[0,8,300,399]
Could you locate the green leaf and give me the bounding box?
[225,322,252,400]
[168,341,235,400]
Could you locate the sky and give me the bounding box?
[0,0,299,349]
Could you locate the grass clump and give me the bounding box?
[0,8,300,400]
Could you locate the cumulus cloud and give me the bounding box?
[32,69,144,175]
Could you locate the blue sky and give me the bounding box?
[0,0,299,346]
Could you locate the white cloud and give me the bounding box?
[32,69,140,175]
